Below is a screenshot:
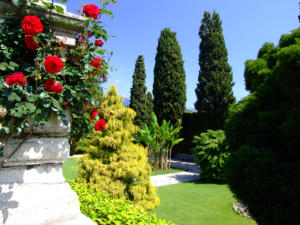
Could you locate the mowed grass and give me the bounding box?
[62,157,79,180]
[152,168,185,176]
[151,181,257,225]
[63,157,185,179]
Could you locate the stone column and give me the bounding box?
[0,2,95,225]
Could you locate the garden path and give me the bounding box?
[151,156,200,187]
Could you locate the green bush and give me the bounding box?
[77,85,159,211]
[192,130,230,182]
[225,28,300,225]
[69,180,174,225]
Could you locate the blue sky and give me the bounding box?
[65,0,299,109]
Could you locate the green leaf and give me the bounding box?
[0,62,7,71]
[54,5,64,14]
[12,0,24,7]
[8,92,21,102]
[52,98,62,111]
[9,61,19,67]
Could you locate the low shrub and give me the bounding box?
[192,129,230,182]
[69,180,174,225]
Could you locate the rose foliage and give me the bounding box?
[0,0,116,151]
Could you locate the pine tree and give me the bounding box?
[145,91,153,126]
[129,55,148,128]
[195,11,235,129]
[77,85,159,211]
[153,28,186,125]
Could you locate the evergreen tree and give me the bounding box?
[195,11,235,129]
[129,55,148,128]
[153,28,186,125]
[77,85,159,210]
[145,91,153,126]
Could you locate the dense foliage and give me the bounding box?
[76,85,159,211]
[192,129,229,182]
[225,28,300,225]
[70,180,174,225]
[135,113,183,170]
[0,0,115,157]
[173,111,216,154]
[129,55,148,128]
[153,28,186,125]
[195,11,235,129]
[145,91,153,126]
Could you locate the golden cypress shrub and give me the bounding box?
[77,85,159,210]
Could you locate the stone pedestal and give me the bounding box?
[0,2,95,225]
[0,111,95,225]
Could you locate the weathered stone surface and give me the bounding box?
[0,183,95,225]
[1,137,69,167]
[25,110,71,136]
[0,164,65,184]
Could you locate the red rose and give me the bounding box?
[95,118,106,131]
[87,31,93,37]
[6,72,27,86]
[45,78,63,94]
[53,82,63,94]
[21,15,44,35]
[83,4,100,19]
[24,35,39,51]
[44,56,64,74]
[95,40,104,47]
[90,108,97,120]
[90,58,101,69]
[44,78,55,92]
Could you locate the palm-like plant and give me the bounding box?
[136,113,183,169]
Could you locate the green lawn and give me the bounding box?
[63,157,185,179]
[151,168,185,176]
[62,157,79,180]
[151,181,257,225]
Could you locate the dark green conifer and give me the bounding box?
[129,55,147,128]
[195,11,235,129]
[153,28,186,125]
[145,91,153,126]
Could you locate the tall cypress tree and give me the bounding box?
[129,55,147,128]
[153,28,186,125]
[195,11,235,129]
[145,91,153,126]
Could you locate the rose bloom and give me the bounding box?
[87,31,93,37]
[44,78,63,94]
[90,58,101,69]
[44,56,64,74]
[90,108,97,120]
[24,35,39,51]
[21,15,44,35]
[6,72,27,86]
[95,118,106,131]
[53,83,63,94]
[95,40,104,47]
[83,4,100,19]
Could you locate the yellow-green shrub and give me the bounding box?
[76,85,159,210]
[69,180,173,225]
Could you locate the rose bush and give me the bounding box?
[0,0,116,157]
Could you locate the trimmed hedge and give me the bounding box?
[173,111,215,154]
[70,180,174,225]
